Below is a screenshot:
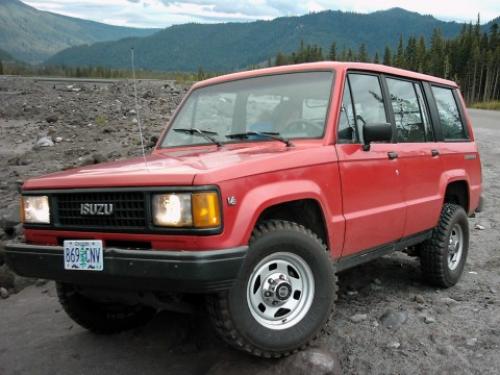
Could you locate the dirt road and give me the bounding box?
[0,95,499,374]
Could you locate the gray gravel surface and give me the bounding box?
[0,78,499,374]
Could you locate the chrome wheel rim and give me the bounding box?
[247,252,315,330]
[448,224,464,271]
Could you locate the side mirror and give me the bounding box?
[362,123,392,150]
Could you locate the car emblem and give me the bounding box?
[227,196,237,206]
[80,203,114,216]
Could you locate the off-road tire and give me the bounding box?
[420,203,469,288]
[206,220,337,358]
[56,283,156,334]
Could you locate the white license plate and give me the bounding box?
[64,240,104,271]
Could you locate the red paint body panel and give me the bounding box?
[22,62,482,261]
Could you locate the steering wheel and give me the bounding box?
[282,119,323,135]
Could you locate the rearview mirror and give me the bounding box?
[362,123,392,150]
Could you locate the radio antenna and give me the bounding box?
[130,47,149,171]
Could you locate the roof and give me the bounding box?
[193,61,458,89]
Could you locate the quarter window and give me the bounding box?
[431,86,467,140]
[386,78,429,142]
[338,82,357,143]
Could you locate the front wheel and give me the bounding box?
[56,283,156,334]
[207,220,337,358]
[420,203,469,288]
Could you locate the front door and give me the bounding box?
[336,72,406,257]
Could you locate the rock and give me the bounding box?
[129,109,137,115]
[35,279,48,287]
[77,153,107,166]
[374,278,382,285]
[350,313,368,323]
[466,338,478,347]
[142,90,154,99]
[440,297,459,306]
[386,341,401,349]
[35,135,54,148]
[414,294,425,304]
[46,114,58,123]
[423,315,436,324]
[55,136,63,143]
[346,290,358,296]
[380,309,408,329]
[474,224,485,230]
[92,153,107,164]
[273,348,341,375]
[370,284,383,291]
[1,203,21,230]
[0,287,9,299]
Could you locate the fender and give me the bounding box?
[438,169,471,211]
[228,177,343,257]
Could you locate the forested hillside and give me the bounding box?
[275,19,500,104]
[46,8,465,71]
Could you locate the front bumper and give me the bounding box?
[5,243,247,293]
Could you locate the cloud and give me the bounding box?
[22,0,500,28]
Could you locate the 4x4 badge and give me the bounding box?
[227,196,237,206]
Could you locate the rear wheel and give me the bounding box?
[56,283,156,334]
[207,220,337,358]
[420,203,469,288]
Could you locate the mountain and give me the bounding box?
[0,0,159,63]
[46,7,474,72]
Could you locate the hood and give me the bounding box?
[23,142,331,190]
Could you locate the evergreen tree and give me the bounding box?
[0,59,3,75]
[416,36,427,72]
[358,43,368,62]
[197,66,205,80]
[275,52,288,66]
[395,34,405,67]
[373,52,380,64]
[383,45,393,66]
[329,41,337,61]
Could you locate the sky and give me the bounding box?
[22,0,500,29]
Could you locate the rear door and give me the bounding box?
[426,85,481,214]
[383,76,444,236]
[336,72,406,257]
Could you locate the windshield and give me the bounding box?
[160,71,334,148]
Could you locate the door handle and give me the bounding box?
[387,151,398,160]
[431,149,440,157]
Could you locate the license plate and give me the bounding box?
[64,240,104,271]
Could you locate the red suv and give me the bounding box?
[6,62,483,357]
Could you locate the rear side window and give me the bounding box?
[386,78,431,142]
[431,86,467,140]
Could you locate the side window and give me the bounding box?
[431,86,467,140]
[348,73,388,143]
[386,78,427,142]
[337,83,357,143]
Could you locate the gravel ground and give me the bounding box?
[0,77,498,374]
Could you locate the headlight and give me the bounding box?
[152,192,221,228]
[22,196,50,224]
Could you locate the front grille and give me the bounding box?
[55,191,146,229]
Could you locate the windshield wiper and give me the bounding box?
[226,131,293,147]
[173,128,222,147]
